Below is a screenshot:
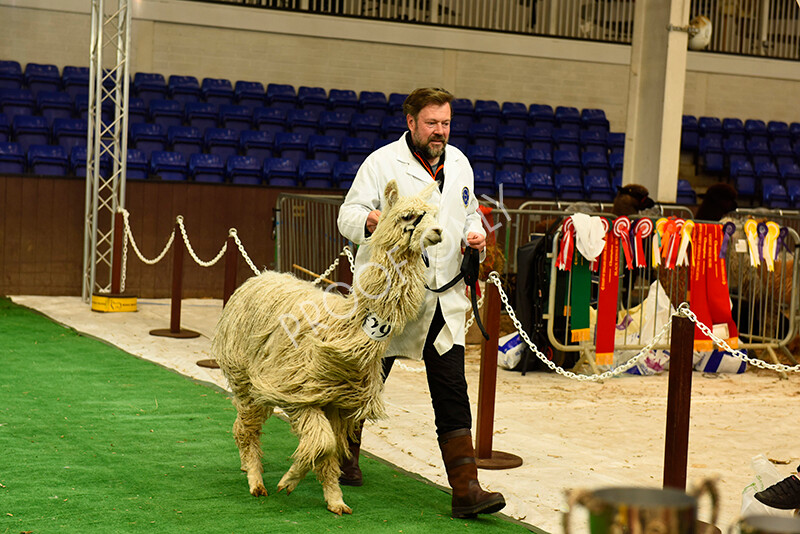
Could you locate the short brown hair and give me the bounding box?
[402,88,454,120]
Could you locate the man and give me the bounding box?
[337,87,505,518]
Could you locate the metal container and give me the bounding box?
[738,515,800,534]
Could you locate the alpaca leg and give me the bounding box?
[232,398,273,497]
[317,409,351,515]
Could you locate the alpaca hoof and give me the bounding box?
[328,502,352,515]
[277,473,301,495]
[249,484,268,497]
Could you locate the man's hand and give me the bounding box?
[366,210,381,234]
[467,232,486,251]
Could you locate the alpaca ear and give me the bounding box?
[384,180,400,210]
[419,180,438,201]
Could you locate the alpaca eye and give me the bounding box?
[401,213,417,222]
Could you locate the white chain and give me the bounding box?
[230,229,263,276]
[486,271,675,381]
[312,256,341,285]
[678,304,800,373]
[121,208,175,266]
[177,216,227,268]
[342,245,356,274]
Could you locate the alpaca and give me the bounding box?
[213,180,442,515]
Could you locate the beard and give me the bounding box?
[412,131,447,160]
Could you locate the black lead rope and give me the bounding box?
[425,247,489,340]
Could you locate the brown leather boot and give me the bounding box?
[339,423,363,487]
[438,428,506,518]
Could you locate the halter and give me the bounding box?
[404,211,427,234]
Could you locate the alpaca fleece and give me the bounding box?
[213,180,442,515]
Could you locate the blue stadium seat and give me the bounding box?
[12,115,49,151]
[467,145,495,173]
[580,130,608,154]
[307,134,340,165]
[495,146,524,173]
[349,113,381,141]
[553,128,579,152]
[495,170,525,197]
[358,91,387,118]
[497,125,525,149]
[27,144,68,176]
[275,131,309,164]
[698,116,723,137]
[581,108,609,134]
[554,106,580,127]
[524,125,553,153]
[263,157,298,187]
[24,63,61,94]
[61,66,90,99]
[52,118,87,152]
[69,145,111,179]
[524,172,556,199]
[722,118,745,143]
[581,151,609,175]
[252,107,286,135]
[675,179,696,205]
[746,137,770,157]
[219,104,253,131]
[0,141,25,173]
[524,148,553,175]
[698,136,724,174]
[451,98,474,124]
[790,122,800,143]
[501,102,528,127]
[373,138,392,151]
[474,100,501,126]
[448,121,468,151]
[473,168,495,196]
[226,155,262,185]
[328,89,358,115]
[0,61,23,90]
[0,113,8,142]
[340,136,372,164]
[185,102,219,130]
[149,99,183,129]
[150,150,187,181]
[468,123,497,148]
[387,93,408,117]
[730,160,756,199]
[37,91,73,124]
[333,160,359,189]
[297,86,328,113]
[167,126,203,160]
[286,109,320,136]
[681,115,698,151]
[529,103,554,128]
[168,75,201,104]
[126,149,149,180]
[770,137,794,163]
[745,119,768,142]
[755,160,781,188]
[779,161,800,185]
[583,174,614,202]
[319,111,351,140]
[762,183,790,209]
[133,72,168,105]
[266,84,297,110]
[204,128,239,159]
[127,97,147,125]
[299,159,333,188]
[233,81,265,109]
[201,78,234,105]
[554,173,583,200]
[239,130,274,161]
[553,149,581,176]
[723,137,747,160]
[607,132,625,155]
[130,123,167,158]
[788,183,800,209]
[381,115,407,140]
[189,153,225,183]
[0,88,36,121]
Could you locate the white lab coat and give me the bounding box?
[337,134,486,359]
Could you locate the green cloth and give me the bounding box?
[569,255,591,342]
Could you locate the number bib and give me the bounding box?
[362,312,392,341]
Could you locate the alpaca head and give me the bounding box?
[370,180,442,255]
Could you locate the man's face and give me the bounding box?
[407,103,451,161]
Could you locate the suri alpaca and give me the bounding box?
[213,180,442,515]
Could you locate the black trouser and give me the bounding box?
[382,301,472,436]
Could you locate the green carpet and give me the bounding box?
[0,298,534,533]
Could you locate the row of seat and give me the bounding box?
[682,115,800,150]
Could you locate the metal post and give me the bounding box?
[111,210,123,294]
[663,313,695,489]
[223,234,239,307]
[475,281,523,470]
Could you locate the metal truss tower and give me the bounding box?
[82,0,132,301]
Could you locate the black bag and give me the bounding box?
[514,233,577,374]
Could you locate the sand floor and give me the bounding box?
[10,295,800,533]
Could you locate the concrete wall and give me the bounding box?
[2,0,799,133]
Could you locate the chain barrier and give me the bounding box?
[177,216,227,268]
[229,229,263,276]
[120,209,176,292]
